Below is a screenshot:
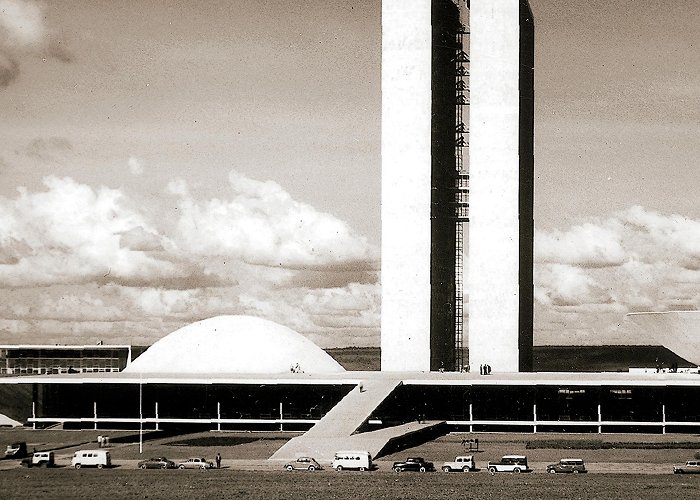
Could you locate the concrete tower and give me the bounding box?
[381,0,464,372]
[381,0,534,372]
[468,0,534,372]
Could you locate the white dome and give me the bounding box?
[124,315,345,374]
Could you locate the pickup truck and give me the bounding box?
[392,457,435,473]
[441,455,476,472]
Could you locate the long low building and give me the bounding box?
[0,344,132,376]
[2,315,699,461]
[2,370,700,436]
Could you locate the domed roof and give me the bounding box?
[124,315,345,374]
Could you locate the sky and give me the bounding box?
[0,0,698,348]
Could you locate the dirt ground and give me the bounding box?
[0,468,698,500]
[1,429,699,498]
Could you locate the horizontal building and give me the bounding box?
[0,345,132,376]
[2,371,699,436]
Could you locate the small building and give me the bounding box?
[0,345,132,375]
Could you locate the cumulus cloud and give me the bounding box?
[168,170,379,270]
[240,283,380,347]
[536,222,626,268]
[0,176,184,287]
[127,156,143,175]
[0,171,380,346]
[0,0,72,88]
[534,206,700,344]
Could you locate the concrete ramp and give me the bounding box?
[270,378,400,461]
[0,412,23,427]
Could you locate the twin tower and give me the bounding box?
[381,0,534,372]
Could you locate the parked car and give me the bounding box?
[71,449,111,469]
[20,451,55,468]
[673,460,700,474]
[487,455,532,474]
[284,457,322,471]
[331,450,372,471]
[442,455,476,472]
[138,457,176,469]
[177,457,213,469]
[546,458,587,474]
[392,457,435,473]
[4,442,27,459]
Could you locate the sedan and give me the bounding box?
[392,457,435,473]
[177,457,213,469]
[138,457,176,469]
[284,457,323,471]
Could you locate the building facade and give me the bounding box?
[381,0,467,372]
[467,0,534,372]
[382,0,534,372]
[0,345,132,375]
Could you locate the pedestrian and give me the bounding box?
[479,364,483,375]
[215,452,221,469]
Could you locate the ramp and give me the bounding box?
[270,378,400,461]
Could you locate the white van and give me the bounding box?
[72,449,111,469]
[331,450,372,471]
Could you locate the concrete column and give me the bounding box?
[533,403,537,433]
[381,0,432,372]
[93,401,97,430]
[662,404,666,435]
[469,402,473,433]
[279,402,284,432]
[468,0,534,373]
[155,402,159,431]
[598,404,602,434]
[217,402,221,432]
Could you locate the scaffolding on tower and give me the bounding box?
[453,18,470,370]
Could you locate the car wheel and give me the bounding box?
[513,467,521,474]
[286,465,294,471]
[335,465,343,472]
[548,469,556,474]
[308,465,315,471]
[463,466,471,473]
[419,466,426,473]
[393,466,402,473]
[141,464,147,469]
[201,465,207,470]
[487,466,496,475]
[442,466,451,472]
[573,470,580,474]
[74,463,81,469]
[178,464,185,469]
[359,467,366,472]
[97,464,104,469]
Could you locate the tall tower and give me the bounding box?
[468,0,534,372]
[381,0,534,373]
[381,0,466,372]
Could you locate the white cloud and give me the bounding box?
[0,176,181,286]
[534,206,700,344]
[0,0,44,46]
[0,172,379,346]
[536,220,626,268]
[169,170,378,269]
[0,0,71,88]
[127,156,143,175]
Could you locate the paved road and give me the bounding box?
[0,457,682,475]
